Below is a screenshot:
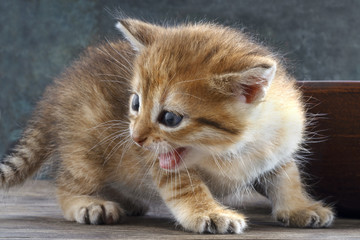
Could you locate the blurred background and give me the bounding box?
[1,0,360,159]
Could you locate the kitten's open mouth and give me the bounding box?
[158,147,187,170]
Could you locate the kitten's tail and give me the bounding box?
[0,122,52,189]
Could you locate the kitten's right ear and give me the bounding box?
[116,19,163,51]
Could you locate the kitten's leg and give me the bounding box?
[256,160,334,228]
[56,167,126,225]
[153,167,247,234]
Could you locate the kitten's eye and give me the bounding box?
[131,94,140,111]
[159,111,183,127]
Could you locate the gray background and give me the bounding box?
[1,0,360,158]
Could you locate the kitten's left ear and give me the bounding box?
[116,18,164,51]
[211,60,277,104]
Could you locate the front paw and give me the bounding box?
[75,201,125,225]
[275,202,334,228]
[180,209,247,234]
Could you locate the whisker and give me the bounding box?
[88,128,129,153]
[173,76,208,86]
[105,37,134,68]
[87,120,128,132]
[103,131,131,155]
[97,47,133,77]
[171,92,205,101]
[116,135,134,171]
[105,131,132,163]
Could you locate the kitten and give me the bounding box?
[0,18,334,234]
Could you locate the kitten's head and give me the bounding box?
[116,19,277,170]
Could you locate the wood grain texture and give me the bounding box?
[1,181,359,239]
[298,81,360,218]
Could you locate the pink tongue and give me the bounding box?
[159,148,185,169]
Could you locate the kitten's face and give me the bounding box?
[119,19,276,170]
[128,73,244,170]
[128,73,245,170]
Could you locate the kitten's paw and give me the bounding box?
[181,209,247,234]
[276,202,334,228]
[75,201,125,225]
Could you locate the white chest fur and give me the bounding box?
[198,101,304,197]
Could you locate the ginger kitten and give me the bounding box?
[0,18,334,234]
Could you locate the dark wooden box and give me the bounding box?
[299,81,360,218]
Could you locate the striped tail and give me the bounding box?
[0,124,52,188]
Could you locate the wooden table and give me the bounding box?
[1,180,359,239]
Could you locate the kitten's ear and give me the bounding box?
[212,61,277,104]
[116,19,163,51]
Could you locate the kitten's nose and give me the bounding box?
[132,135,147,147]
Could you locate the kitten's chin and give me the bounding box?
[158,147,187,170]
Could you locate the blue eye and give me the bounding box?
[159,111,183,127]
[131,94,140,111]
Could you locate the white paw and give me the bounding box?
[180,209,247,234]
[276,203,334,228]
[75,201,125,225]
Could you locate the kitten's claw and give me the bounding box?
[182,209,247,234]
[275,202,334,228]
[204,219,217,233]
[75,201,125,225]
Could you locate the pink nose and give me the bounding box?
[132,135,147,146]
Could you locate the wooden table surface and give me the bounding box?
[0,180,359,240]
